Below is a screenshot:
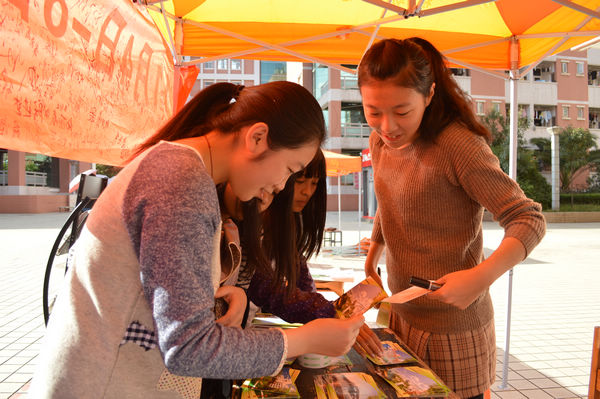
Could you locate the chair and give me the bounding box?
[323,227,342,246]
[42,174,108,325]
[590,326,600,399]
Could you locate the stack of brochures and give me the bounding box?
[250,314,302,330]
[314,372,386,399]
[237,367,301,398]
[371,366,451,397]
[363,341,416,366]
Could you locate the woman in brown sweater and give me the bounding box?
[357,38,546,398]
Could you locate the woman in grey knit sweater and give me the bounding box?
[31,81,363,399]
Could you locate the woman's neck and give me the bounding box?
[175,132,233,184]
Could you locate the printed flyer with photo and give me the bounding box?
[238,367,301,398]
[373,365,451,397]
[333,277,388,319]
[363,341,416,366]
[314,372,386,399]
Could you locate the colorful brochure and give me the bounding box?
[373,365,451,397]
[239,367,301,398]
[314,372,386,399]
[333,277,388,319]
[364,341,416,366]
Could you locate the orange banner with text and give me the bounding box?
[0,0,174,165]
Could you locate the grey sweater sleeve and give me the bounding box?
[122,143,286,379]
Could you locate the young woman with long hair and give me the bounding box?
[248,149,334,324]
[31,82,363,398]
[356,38,546,398]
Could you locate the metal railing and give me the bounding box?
[27,171,47,186]
[0,171,47,186]
[340,122,371,138]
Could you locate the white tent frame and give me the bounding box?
[146,0,600,388]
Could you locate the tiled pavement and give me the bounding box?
[1,212,599,398]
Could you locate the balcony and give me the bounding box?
[341,122,371,138]
[0,171,47,186]
[589,86,600,108]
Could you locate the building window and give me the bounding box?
[203,61,214,71]
[577,106,585,120]
[577,62,585,76]
[231,59,241,71]
[561,61,569,74]
[217,59,228,70]
[230,80,242,85]
[562,105,570,119]
[260,61,287,84]
[476,100,485,115]
[492,102,501,113]
[203,79,214,88]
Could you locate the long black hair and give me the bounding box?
[358,37,491,143]
[261,149,327,296]
[294,149,326,261]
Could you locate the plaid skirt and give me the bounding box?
[390,311,496,398]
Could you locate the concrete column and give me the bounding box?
[7,150,25,186]
[547,126,561,210]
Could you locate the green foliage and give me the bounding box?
[95,164,121,178]
[530,127,599,192]
[24,156,51,173]
[557,127,598,191]
[480,110,551,209]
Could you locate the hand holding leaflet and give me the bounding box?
[381,276,443,304]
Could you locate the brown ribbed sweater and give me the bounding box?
[370,123,546,334]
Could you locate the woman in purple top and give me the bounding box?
[249,149,335,324]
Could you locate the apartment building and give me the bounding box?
[315,48,600,213]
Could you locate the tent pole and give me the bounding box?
[338,175,342,232]
[500,66,519,390]
[358,171,362,245]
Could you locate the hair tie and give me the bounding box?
[230,85,245,104]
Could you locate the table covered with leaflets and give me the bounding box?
[232,277,458,399]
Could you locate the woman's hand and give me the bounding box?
[428,237,527,310]
[215,286,247,328]
[364,241,385,288]
[353,324,383,358]
[285,314,364,358]
[426,268,489,310]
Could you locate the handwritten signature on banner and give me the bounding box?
[0,0,174,165]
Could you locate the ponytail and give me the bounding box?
[132,82,241,157]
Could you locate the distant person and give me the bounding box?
[356,38,546,398]
[31,82,363,398]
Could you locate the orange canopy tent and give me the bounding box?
[146,0,600,72]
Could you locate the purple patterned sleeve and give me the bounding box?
[247,260,335,324]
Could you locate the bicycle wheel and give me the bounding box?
[43,200,89,325]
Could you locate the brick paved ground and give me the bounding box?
[1,212,598,398]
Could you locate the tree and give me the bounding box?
[557,127,598,191]
[530,127,599,192]
[480,110,551,209]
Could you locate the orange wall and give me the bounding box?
[327,193,358,211]
[470,70,505,96]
